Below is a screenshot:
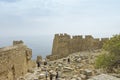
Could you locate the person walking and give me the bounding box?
[36,61,40,68]
[55,71,59,80]
[45,70,48,80]
[49,72,53,80]
[68,58,70,64]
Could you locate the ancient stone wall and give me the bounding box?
[0,41,34,80]
[52,33,71,58]
[47,33,109,60]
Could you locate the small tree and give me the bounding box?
[103,34,120,56]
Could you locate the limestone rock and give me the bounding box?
[80,74,87,80]
[63,67,73,72]
[76,58,82,63]
[112,74,120,78]
[58,63,63,67]
[88,74,120,80]
[38,73,45,79]
[76,64,84,69]
[84,69,93,76]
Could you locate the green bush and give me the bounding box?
[95,34,120,72]
[95,52,115,68]
[103,34,120,56]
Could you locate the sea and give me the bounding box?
[0,35,54,60]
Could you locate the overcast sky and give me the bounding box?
[0,0,120,37]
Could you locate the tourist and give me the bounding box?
[44,61,47,65]
[49,72,53,80]
[45,70,48,80]
[36,61,40,68]
[68,58,70,64]
[55,71,59,80]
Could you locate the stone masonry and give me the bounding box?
[47,33,109,60]
[0,40,34,80]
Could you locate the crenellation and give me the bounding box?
[48,33,110,60]
[85,35,93,39]
[72,35,83,39]
[94,38,100,41]
[54,34,59,37]
[60,33,64,37]
[13,40,24,45]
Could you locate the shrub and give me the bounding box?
[95,34,120,72]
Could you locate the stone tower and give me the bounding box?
[52,33,71,58]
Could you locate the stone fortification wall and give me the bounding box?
[0,41,34,80]
[47,33,109,60]
[52,33,71,58]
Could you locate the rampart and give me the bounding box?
[47,33,109,60]
[0,40,34,80]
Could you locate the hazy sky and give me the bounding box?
[0,0,120,37]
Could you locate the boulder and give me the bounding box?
[84,69,93,76]
[71,78,77,80]
[79,69,84,74]
[112,74,120,78]
[58,63,63,67]
[38,73,45,79]
[76,58,82,63]
[88,74,120,80]
[80,74,87,80]
[28,68,34,73]
[63,67,73,72]
[77,64,84,69]
[76,77,82,80]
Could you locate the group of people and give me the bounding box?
[36,60,47,68]
[45,70,59,80]
[36,60,59,80]
[36,57,71,80]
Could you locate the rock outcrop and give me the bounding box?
[0,40,35,80]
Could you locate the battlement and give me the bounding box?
[13,40,24,45]
[55,33,68,36]
[94,38,100,41]
[55,33,70,37]
[72,35,83,39]
[54,33,70,40]
[85,35,93,39]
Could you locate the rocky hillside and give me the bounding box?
[18,50,120,80]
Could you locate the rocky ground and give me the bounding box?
[18,50,120,80]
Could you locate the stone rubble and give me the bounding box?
[17,51,120,80]
[88,74,120,80]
